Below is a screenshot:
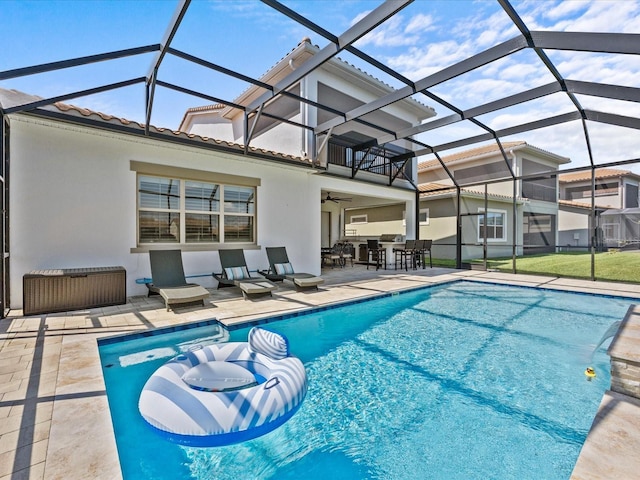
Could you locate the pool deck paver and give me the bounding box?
[1,266,639,480]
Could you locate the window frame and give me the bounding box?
[419,208,430,225]
[350,214,368,224]
[132,161,259,250]
[477,208,507,243]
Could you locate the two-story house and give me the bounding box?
[180,37,436,249]
[415,141,570,261]
[558,168,640,249]
[2,38,438,308]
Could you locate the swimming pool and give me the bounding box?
[99,281,631,479]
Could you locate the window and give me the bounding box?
[350,214,367,224]
[419,208,430,225]
[625,183,639,208]
[137,175,255,245]
[478,209,506,242]
[601,220,619,243]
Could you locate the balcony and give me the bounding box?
[326,139,413,184]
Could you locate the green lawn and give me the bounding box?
[429,251,640,283]
[482,251,640,283]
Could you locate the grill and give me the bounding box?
[379,234,399,242]
[23,266,126,315]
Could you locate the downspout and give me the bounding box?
[456,187,462,269]
[415,187,420,241]
[292,58,308,160]
[591,166,596,280]
[510,149,517,274]
[484,184,488,270]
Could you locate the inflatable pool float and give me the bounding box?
[138,327,307,447]
[585,366,596,380]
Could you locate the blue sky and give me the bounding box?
[2,0,640,169]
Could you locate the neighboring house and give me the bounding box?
[415,141,570,260]
[1,35,437,312]
[558,169,640,249]
[180,37,436,248]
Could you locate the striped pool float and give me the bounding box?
[138,327,307,447]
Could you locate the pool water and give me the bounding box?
[99,281,631,480]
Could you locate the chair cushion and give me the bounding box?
[293,276,324,288]
[159,285,209,305]
[238,281,277,295]
[274,262,295,275]
[224,266,249,280]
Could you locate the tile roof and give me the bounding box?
[417,182,451,193]
[0,91,310,168]
[181,37,436,123]
[1,87,311,165]
[558,168,634,183]
[558,199,597,210]
[418,182,523,202]
[417,141,526,171]
[50,101,309,164]
[417,141,570,172]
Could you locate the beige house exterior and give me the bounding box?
[180,38,436,250]
[344,141,571,261]
[416,141,570,261]
[559,169,640,249]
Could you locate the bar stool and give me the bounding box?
[367,239,386,270]
[393,239,416,271]
[414,239,433,268]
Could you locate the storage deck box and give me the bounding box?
[23,266,126,315]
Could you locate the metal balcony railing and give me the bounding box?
[326,142,412,182]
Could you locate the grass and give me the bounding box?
[425,251,640,283]
[479,251,640,283]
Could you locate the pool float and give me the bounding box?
[585,367,596,380]
[138,327,307,447]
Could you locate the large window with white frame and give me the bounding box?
[478,209,506,242]
[137,174,255,245]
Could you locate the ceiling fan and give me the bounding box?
[322,192,352,204]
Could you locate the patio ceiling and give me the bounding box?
[1,0,639,178]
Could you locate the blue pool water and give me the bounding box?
[99,281,632,480]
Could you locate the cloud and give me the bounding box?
[387,40,477,81]
[517,0,640,32]
[543,0,591,21]
[405,13,437,34]
[550,0,640,32]
[352,11,436,48]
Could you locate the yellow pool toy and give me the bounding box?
[585,367,596,380]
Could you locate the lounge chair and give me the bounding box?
[213,249,277,299]
[261,246,324,291]
[148,249,210,311]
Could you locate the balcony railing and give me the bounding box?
[326,142,412,182]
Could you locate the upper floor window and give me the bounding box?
[137,173,256,246]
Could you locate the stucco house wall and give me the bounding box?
[419,194,523,260]
[344,204,406,238]
[9,115,328,309]
[558,209,591,249]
